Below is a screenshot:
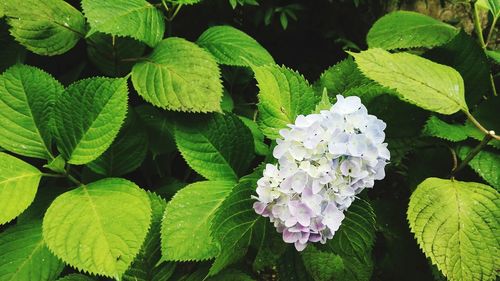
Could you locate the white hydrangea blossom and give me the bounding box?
[253,95,390,251]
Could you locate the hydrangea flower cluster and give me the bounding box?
[253,95,390,251]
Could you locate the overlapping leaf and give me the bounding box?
[254,64,318,139]
[53,77,128,165]
[351,49,467,115]
[408,178,499,281]
[0,152,41,225]
[0,64,63,159]
[0,221,64,281]
[82,0,164,47]
[43,178,152,279]
[175,113,254,181]
[367,11,457,50]
[422,116,468,142]
[3,0,85,55]
[197,25,274,66]
[131,38,223,112]
[458,146,499,190]
[161,181,235,261]
[87,110,148,176]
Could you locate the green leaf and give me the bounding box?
[0,152,41,225]
[277,246,313,281]
[477,0,500,17]
[350,48,467,115]
[197,25,274,67]
[0,221,64,281]
[425,30,492,106]
[44,155,67,174]
[314,57,391,104]
[485,50,500,64]
[0,64,63,159]
[238,116,269,156]
[161,181,235,261]
[43,178,152,279]
[53,77,128,165]
[57,274,96,281]
[208,269,255,281]
[367,11,457,50]
[135,104,176,156]
[3,0,85,55]
[123,192,167,281]
[175,113,254,181]
[422,116,468,142]
[86,32,146,77]
[458,146,500,190]
[87,110,148,177]
[254,64,318,139]
[301,246,344,281]
[168,0,202,4]
[208,178,262,276]
[313,89,332,113]
[131,38,223,112]
[251,219,286,271]
[82,0,165,47]
[407,178,499,281]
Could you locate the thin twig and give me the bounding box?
[451,132,494,177]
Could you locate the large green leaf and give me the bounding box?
[458,146,500,190]
[0,64,63,159]
[208,177,262,276]
[367,11,457,50]
[238,116,269,156]
[123,192,167,281]
[82,0,164,47]
[422,116,468,142]
[86,33,146,77]
[131,38,223,112]
[53,77,128,165]
[197,25,274,67]
[408,178,499,281]
[254,64,318,139]
[161,181,235,261]
[43,178,152,279]
[425,30,492,106]
[0,221,64,281]
[3,0,85,55]
[135,104,176,156]
[351,48,467,115]
[314,57,391,104]
[87,110,148,177]
[0,152,41,225]
[57,274,96,281]
[175,113,254,181]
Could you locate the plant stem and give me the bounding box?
[462,109,500,140]
[166,4,183,21]
[451,133,493,176]
[42,173,66,178]
[485,15,498,47]
[472,2,486,48]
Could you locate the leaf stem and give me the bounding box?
[451,133,493,177]
[462,109,500,140]
[41,173,66,178]
[166,4,183,21]
[485,15,498,47]
[472,1,486,49]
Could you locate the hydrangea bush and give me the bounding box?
[254,95,390,250]
[0,0,498,281]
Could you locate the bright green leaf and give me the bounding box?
[197,25,274,67]
[53,77,128,165]
[351,48,467,115]
[238,116,269,156]
[169,0,202,4]
[313,89,332,113]
[301,246,344,281]
[208,178,262,276]
[175,113,254,181]
[458,146,500,190]
[0,221,64,281]
[86,32,146,77]
[161,181,235,261]
[3,0,85,55]
[0,152,41,225]
[43,178,152,279]
[422,116,468,142]
[87,110,148,177]
[476,0,500,17]
[131,38,223,112]
[44,155,66,174]
[485,50,500,64]
[367,11,457,50]
[254,64,318,139]
[0,64,63,159]
[408,178,499,281]
[82,0,165,47]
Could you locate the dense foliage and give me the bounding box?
[0,0,498,281]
